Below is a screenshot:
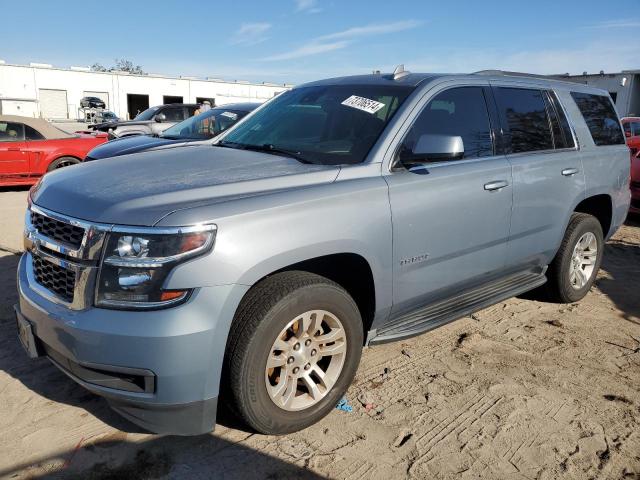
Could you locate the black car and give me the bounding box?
[85,103,259,161]
[80,96,106,109]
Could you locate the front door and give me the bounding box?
[385,85,513,316]
[0,121,28,178]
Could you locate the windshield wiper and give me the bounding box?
[218,141,313,164]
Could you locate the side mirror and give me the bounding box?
[399,134,464,169]
[155,113,166,122]
[412,134,464,161]
[625,130,631,138]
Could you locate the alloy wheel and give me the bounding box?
[265,309,347,411]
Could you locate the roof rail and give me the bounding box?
[473,70,551,80]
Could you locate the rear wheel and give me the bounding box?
[546,213,603,303]
[47,156,81,172]
[223,271,363,434]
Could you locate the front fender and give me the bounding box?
[162,169,394,315]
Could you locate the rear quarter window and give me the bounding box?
[570,92,625,146]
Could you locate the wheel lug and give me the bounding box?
[293,367,300,374]
[287,356,295,364]
[293,343,301,351]
[305,339,312,346]
[304,363,311,370]
[311,349,317,356]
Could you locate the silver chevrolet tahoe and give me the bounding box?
[16,68,631,435]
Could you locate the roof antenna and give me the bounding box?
[393,64,410,80]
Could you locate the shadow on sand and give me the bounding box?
[0,253,323,479]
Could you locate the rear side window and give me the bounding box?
[494,87,554,154]
[570,92,624,146]
[401,86,494,160]
[25,125,45,141]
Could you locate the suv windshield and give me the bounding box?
[134,106,160,121]
[220,84,414,165]
[161,108,249,140]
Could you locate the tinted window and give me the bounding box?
[134,106,160,120]
[25,125,44,141]
[545,90,576,149]
[0,122,25,142]
[400,87,493,160]
[162,107,185,122]
[162,109,250,140]
[495,87,553,153]
[632,121,640,136]
[570,92,625,146]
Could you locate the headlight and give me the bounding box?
[95,224,216,309]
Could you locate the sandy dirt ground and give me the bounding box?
[0,191,638,479]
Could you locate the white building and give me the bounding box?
[549,70,640,117]
[0,60,292,120]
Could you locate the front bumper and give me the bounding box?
[17,252,249,435]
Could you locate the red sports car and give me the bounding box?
[0,115,107,187]
[622,117,640,155]
[631,149,640,214]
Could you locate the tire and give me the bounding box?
[47,156,81,172]
[546,213,604,303]
[222,271,363,434]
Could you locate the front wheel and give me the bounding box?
[223,271,363,434]
[546,213,604,303]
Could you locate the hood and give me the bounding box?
[32,145,340,226]
[86,135,183,160]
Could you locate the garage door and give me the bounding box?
[83,91,109,108]
[39,89,68,119]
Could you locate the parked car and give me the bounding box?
[631,150,640,214]
[0,115,107,186]
[80,96,106,109]
[85,103,258,161]
[17,69,630,436]
[622,116,640,155]
[91,104,199,138]
[96,111,119,123]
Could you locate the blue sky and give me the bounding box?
[1,0,639,84]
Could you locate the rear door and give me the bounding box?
[385,83,513,315]
[492,85,585,269]
[0,121,28,177]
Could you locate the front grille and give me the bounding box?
[31,211,85,248]
[32,255,76,303]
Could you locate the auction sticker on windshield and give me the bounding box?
[341,95,385,114]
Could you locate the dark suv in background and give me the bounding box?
[92,103,199,138]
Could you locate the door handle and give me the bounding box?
[562,168,579,176]
[7,147,21,151]
[484,180,509,191]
